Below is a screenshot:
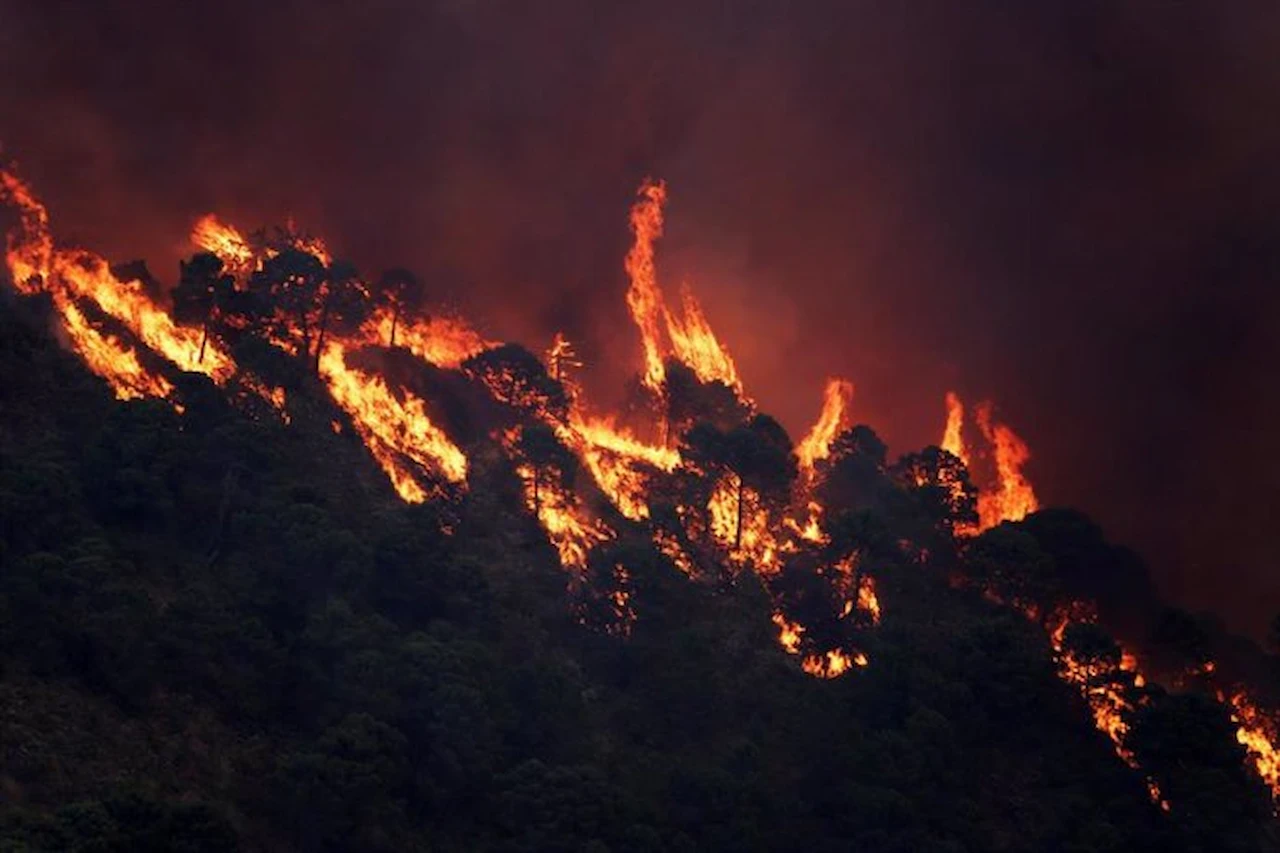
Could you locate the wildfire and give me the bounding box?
[1047,605,1168,811]
[941,391,969,466]
[622,178,743,397]
[940,392,1038,531]
[1227,691,1280,801]
[362,305,493,368]
[191,214,256,279]
[796,379,854,475]
[319,341,467,502]
[707,475,783,573]
[2,167,236,397]
[512,457,612,570]
[975,402,1038,529]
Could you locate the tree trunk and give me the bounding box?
[532,468,541,515]
[198,315,209,364]
[313,297,331,374]
[389,303,400,348]
[734,474,744,551]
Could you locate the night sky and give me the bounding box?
[3,1,1279,637]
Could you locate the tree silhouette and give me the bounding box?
[171,253,234,364]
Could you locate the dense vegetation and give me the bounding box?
[1,286,1278,853]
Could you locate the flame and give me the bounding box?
[665,285,742,391]
[564,412,679,520]
[60,300,174,400]
[939,392,1038,532]
[238,374,290,424]
[191,214,256,279]
[941,390,969,466]
[625,179,669,391]
[1046,604,1168,811]
[2,167,234,398]
[362,305,492,368]
[796,379,854,475]
[707,475,782,572]
[622,179,742,396]
[975,402,1038,528]
[513,458,611,570]
[318,341,467,502]
[1227,691,1280,801]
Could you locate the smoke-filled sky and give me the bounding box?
[3,0,1279,637]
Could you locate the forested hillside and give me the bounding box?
[2,167,1280,852]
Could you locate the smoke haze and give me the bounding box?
[3,0,1279,635]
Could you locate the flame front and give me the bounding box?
[2,168,234,398]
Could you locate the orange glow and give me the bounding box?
[707,475,782,573]
[1046,605,1168,811]
[318,341,467,502]
[2,168,234,399]
[939,392,1038,532]
[665,284,742,392]
[796,378,854,475]
[624,179,669,391]
[60,300,174,400]
[975,402,1039,529]
[1227,691,1280,801]
[191,214,255,279]
[513,457,611,570]
[941,390,969,466]
[362,305,493,368]
[622,179,743,396]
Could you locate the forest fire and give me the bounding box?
[941,391,1038,531]
[1047,605,1169,811]
[10,159,1280,829]
[1,168,236,395]
[623,178,742,394]
[1228,691,1280,802]
[797,378,855,476]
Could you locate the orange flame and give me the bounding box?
[941,390,969,466]
[319,342,467,502]
[975,402,1038,529]
[2,168,234,398]
[625,179,669,391]
[1227,691,1280,801]
[1046,605,1168,811]
[362,305,493,368]
[622,179,742,396]
[797,378,854,475]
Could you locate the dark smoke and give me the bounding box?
[3,0,1279,636]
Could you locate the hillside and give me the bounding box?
[1,169,1279,852]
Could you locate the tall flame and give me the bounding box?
[625,179,669,391]
[622,179,742,396]
[797,378,854,475]
[975,402,1038,529]
[941,390,969,466]
[2,167,235,397]
[939,392,1038,532]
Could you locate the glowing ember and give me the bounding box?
[191,214,255,279]
[1047,605,1168,811]
[796,378,854,475]
[939,392,1038,532]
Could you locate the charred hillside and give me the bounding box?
[1,168,1279,852]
